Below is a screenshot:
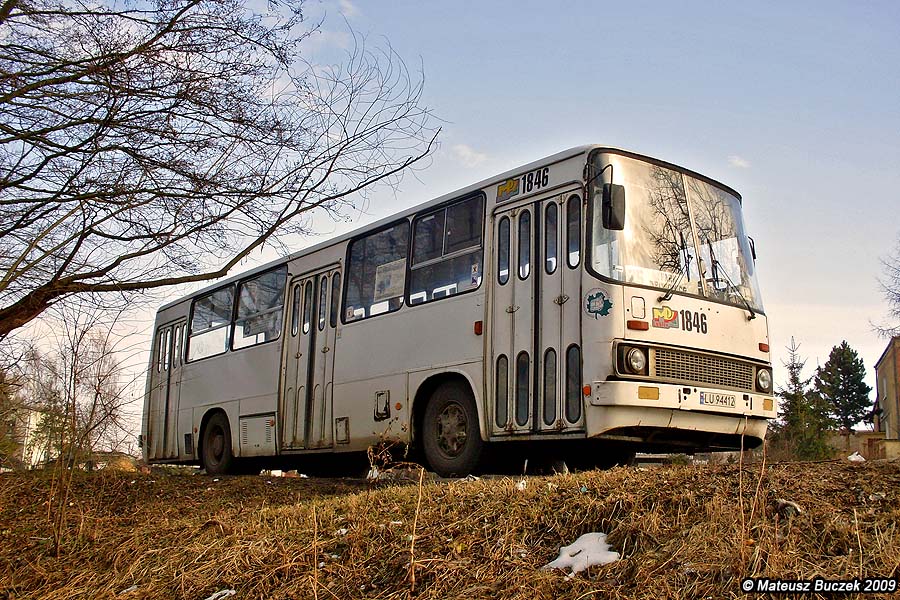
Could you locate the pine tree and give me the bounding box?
[814,341,872,432]
[774,338,834,460]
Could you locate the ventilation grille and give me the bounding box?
[653,347,755,391]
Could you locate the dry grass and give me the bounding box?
[1,459,898,599]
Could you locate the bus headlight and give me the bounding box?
[626,347,647,374]
[756,368,772,393]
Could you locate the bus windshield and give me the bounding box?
[589,153,763,312]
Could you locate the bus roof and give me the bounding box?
[158,144,740,311]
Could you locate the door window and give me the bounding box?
[518,210,531,280]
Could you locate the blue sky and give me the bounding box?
[290,0,900,390]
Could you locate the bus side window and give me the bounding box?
[187,285,234,361]
[318,274,328,331]
[545,202,558,274]
[173,324,183,367]
[302,280,313,333]
[495,355,508,427]
[566,195,581,268]
[329,273,341,329]
[565,344,582,422]
[497,216,510,285]
[233,266,287,350]
[344,220,409,323]
[518,210,531,280]
[408,194,484,305]
[156,329,165,373]
[290,283,301,335]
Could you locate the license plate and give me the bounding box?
[699,392,736,407]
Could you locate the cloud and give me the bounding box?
[451,144,488,168]
[337,0,359,18]
[728,155,751,169]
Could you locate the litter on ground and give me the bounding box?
[542,532,620,575]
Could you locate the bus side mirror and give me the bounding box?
[748,236,757,261]
[602,183,626,230]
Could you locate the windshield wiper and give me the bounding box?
[705,239,756,320]
[658,232,690,302]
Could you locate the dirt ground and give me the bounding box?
[1,458,898,599]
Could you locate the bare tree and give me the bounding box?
[879,240,900,337]
[0,0,437,339]
[23,302,136,467]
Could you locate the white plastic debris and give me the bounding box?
[366,466,380,480]
[335,528,348,536]
[515,479,527,491]
[542,532,620,575]
[118,584,138,594]
[847,452,866,463]
[202,590,236,600]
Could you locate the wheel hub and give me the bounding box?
[210,429,224,460]
[436,403,467,457]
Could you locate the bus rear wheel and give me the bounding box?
[422,381,483,478]
[201,412,233,475]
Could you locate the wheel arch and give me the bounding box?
[410,369,484,450]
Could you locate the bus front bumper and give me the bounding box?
[584,380,775,451]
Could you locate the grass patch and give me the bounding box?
[1,459,898,598]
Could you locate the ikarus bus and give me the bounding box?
[141,146,775,476]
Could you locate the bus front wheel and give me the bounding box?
[422,381,483,478]
[201,412,233,475]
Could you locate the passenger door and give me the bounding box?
[490,205,535,434]
[280,266,340,449]
[148,320,185,459]
[490,191,584,435]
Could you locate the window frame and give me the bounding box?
[186,283,235,363]
[497,215,511,285]
[230,265,288,352]
[405,192,486,308]
[341,218,411,325]
[517,209,531,281]
[566,194,581,269]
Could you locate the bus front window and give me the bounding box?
[589,153,763,312]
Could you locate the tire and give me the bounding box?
[201,412,234,475]
[422,381,483,478]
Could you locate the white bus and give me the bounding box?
[141,145,775,476]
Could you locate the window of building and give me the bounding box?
[344,221,409,322]
[233,266,287,350]
[408,195,484,305]
[188,285,234,361]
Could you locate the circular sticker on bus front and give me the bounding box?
[584,288,613,319]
